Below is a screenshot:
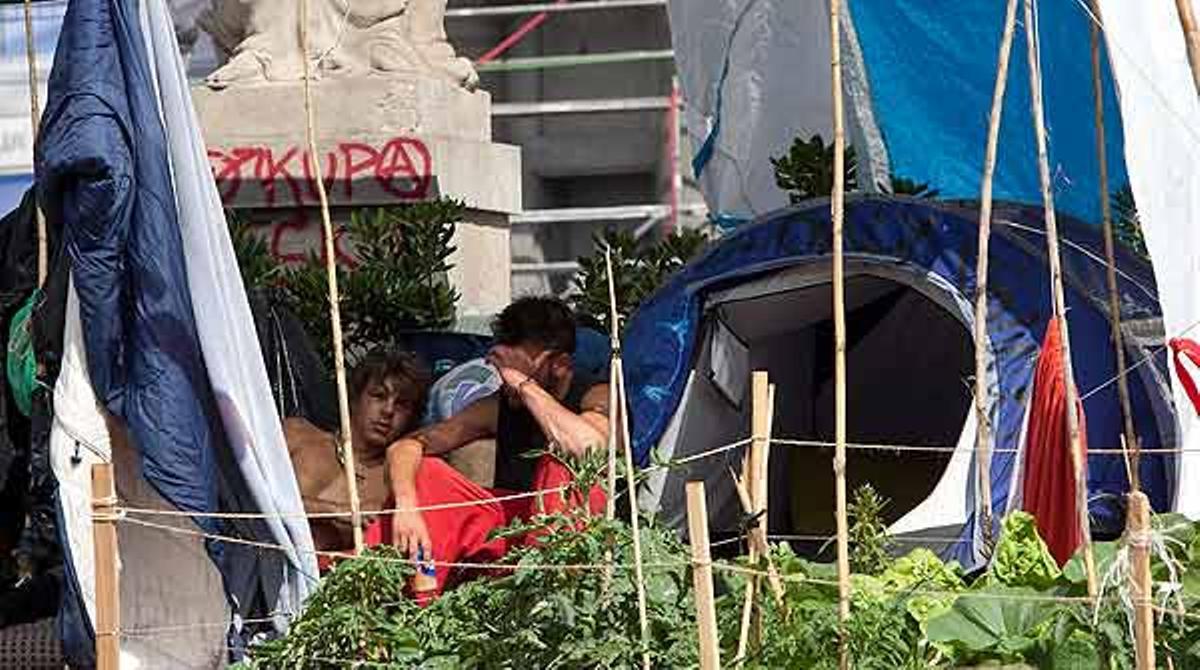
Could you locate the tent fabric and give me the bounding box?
[249,289,339,431]
[1021,319,1087,566]
[1097,0,1200,519]
[137,0,317,619]
[623,196,1172,565]
[668,0,1128,225]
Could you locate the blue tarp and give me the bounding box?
[849,1,1128,223]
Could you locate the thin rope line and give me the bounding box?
[995,220,1158,304]
[120,615,287,638]
[119,516,691,573]
[119,437,755,521]
[652,437,753,468]
[119,485,572,520]
[772,438,1199,455]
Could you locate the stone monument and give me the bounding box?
[191,0,519,325]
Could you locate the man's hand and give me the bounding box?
[391,505,432,561]
[487,345,544,389]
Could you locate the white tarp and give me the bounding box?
[1097,0,1200,516]
[138,0,318,614]
[53,281,228,669]
[667,0,889,223]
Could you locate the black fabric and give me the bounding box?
[494,369,605,492]
[247,288,338,432]
[0,188,64,626]
[0,189,62,575]
[0,189,40,493]
[16,206,67,575]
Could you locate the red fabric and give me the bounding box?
[1170,337,1200,416]
[369,454,605,596]
[1022,319,1089,566]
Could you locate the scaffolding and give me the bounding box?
[449,0,703,289]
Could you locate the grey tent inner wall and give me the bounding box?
[651,262,975,550]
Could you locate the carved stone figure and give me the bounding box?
[198,0,478,89]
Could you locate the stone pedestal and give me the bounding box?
[192,74,521,323]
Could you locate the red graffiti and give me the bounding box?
[208,136,433,206]
[251,210,357,267]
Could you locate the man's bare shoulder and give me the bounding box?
[284,418,337,460]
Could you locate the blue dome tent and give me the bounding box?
[623,196,1174,568]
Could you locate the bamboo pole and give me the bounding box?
[973,0,1020,552]
[1176,0,1200,96]
[829,1,852,668]
[300,0,363,553]
[615,358,652,670]
[1022,0,1098,598]
[1089,1,1141,493]
[92,463,120,670]
[604,246,620,521]
[23,0,46,286]
[1127,491,1155,670]
[687,480,721,670]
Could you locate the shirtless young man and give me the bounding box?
[286,349,431,552]
[384,297,610,595]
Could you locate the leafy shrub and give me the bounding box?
[230,200,464,368]
[771,134,939,204]
[571,228,708,334]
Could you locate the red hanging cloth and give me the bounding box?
[1022,319,1088,566]
[1169,337,1200,416]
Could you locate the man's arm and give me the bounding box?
[516,381,610,459]
[386,396,498,502]
[385,396,498,558]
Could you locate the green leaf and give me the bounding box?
[926,586,1061,662]
[987,512,1062,590]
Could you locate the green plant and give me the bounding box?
[571,228,708,334]
[282,200,463,366]
[772,134,940,205]
[772,134,859,204]
[848,483,894,576]
[240,452,702,669]
[228,210,283,291]
[1112,184,1149,260]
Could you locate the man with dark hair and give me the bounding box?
[287,348,431,553]
[385,296,610,596]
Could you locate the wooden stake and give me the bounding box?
[687,480,721,670]
[973,0,1020,552]
[22,0,46,287]
[615,358,652,670]
[1128,491,1156,670]
[829,1,852,668]
[300,0,362,553]
[1176,0,1200,96]
[736,374,783,662]
[1022,0,1098,598]
[92,463,120,670]
[1089,1,1141,492]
